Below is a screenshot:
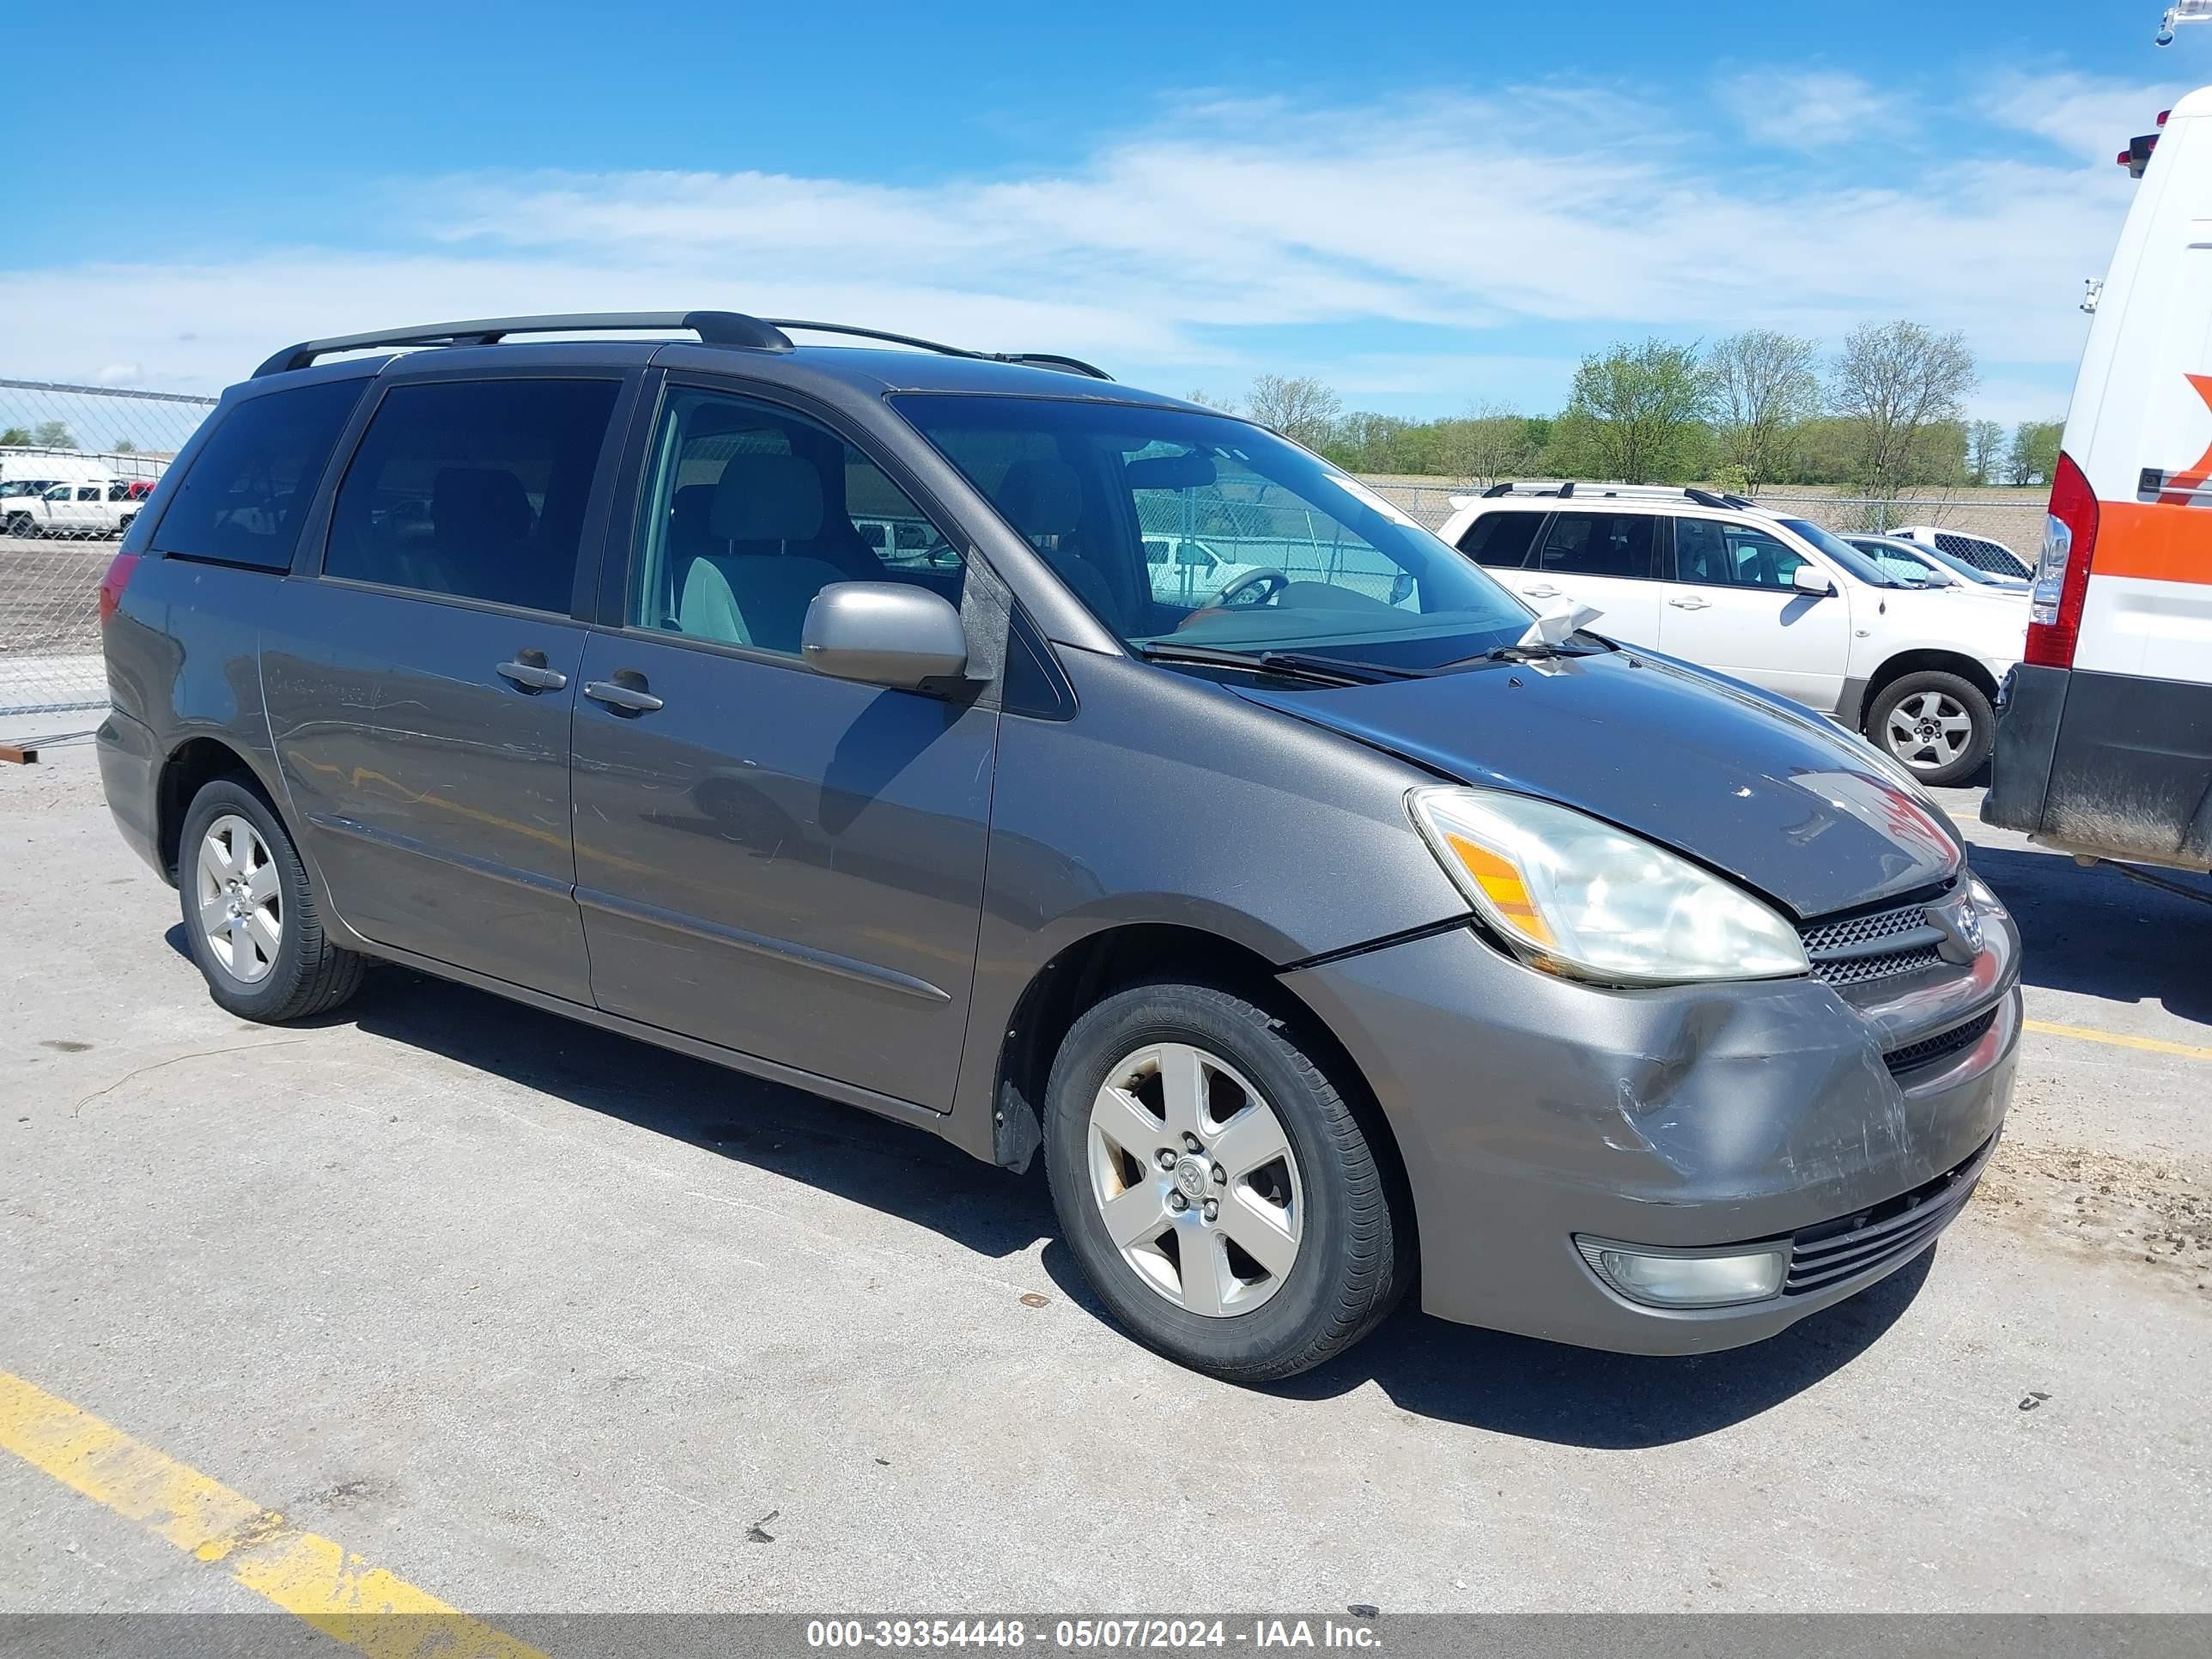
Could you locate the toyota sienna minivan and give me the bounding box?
[96,312,2022,1382]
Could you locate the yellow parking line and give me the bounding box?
[2025,1018,2212,1063]
[0,1371,546,1659]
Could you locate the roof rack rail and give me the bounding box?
[766,319,1113,380]
[254,310,1116,383]
[1475,481,1769,510]
[252,310,793,379]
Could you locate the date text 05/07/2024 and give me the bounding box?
[805,1617,1385,1650]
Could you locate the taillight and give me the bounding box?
[2026,452,2098,668]
[97,551,139,628]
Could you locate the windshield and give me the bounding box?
[1905,540,2014,585]
[1777,518,1905,588]
[0,480,52,497]
[1847,537,1953,587]
[893,396,1533,672]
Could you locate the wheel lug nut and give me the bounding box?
[1212,1165,1227,1184]
[1169,1192,1188,1212]
[1158,1149,1177,1170]
[1182,1133,1201,1152]
[1202,1200,1218,1221]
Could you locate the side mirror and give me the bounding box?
[802,581,969,690]
[1792,564,1836,597]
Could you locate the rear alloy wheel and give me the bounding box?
[176,778,367,1022]
[1869,670,1994,787]
[1044,981,1405,1382]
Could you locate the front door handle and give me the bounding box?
[584,676,664,714]
[496,655,568,692]
[1668,596,1711,611]
[1523,584,1561,599]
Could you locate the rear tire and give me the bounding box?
[177,778,367,1023]
[1042,981,1406,1382]
[1868,670,1994,787]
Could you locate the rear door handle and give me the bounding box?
[583,678,664,714]
[496,658,568,692]
[1668,596,1711,611]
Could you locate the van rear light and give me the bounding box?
[97,551,140,628]
[2025,452,2098,669]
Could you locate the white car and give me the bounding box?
[1141,535,1270,605]
[1441,486,2028,786]
[1885,524,2035,581]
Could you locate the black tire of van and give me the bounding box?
[177,778,368,1024]
[1042,981,1407,1383]
[6,514,36,539]
[1868,670,1996,788]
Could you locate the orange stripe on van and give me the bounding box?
[2093,500,2212,585]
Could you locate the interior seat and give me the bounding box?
[430,466,536,604]
[993,458,1121,628]
[679,451,848,652]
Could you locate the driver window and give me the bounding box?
[629,387,963,659]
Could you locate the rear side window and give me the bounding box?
[1457,511,1544,567]
[325,378,620,614]
[153,378,366,570]
[1534,513,1658,580]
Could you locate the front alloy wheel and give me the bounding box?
[1869,669,1995,787]
[1087,1042,1304,1316]
[1043,981,1406,1382]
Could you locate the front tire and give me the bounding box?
[177,778,366,1022]
[1042,981,1405,1382]
[1869,670,1994,787]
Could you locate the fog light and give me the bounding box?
[1577,1240,1787,1308]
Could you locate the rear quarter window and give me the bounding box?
[153,379,368,570]
[1456,510,1544,567]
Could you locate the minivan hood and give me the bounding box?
[1233,651,1961,921]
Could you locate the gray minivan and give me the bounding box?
[96,312,2021,1382]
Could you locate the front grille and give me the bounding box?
[1784,1133,1996,1296]
[1816,945,1944,987]
[1799,890,1951,988]
[1882,1006,1998,1077]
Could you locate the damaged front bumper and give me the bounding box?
[1283,901,2021,1355]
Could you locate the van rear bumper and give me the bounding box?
[1984,664,2212,872]
[95,704,165,879]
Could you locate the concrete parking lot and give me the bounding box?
[2,742,2208,1620]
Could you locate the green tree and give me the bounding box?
[1435,401,1538,485]
[1243,374,1344,451]
[1704,329,1820,492]
[1827,320,1978,497]
[1552,338,1711,483]
[0,426,30,447]
[2007,420,2063,486]
[30,420,77,450]
[112,438,137,454]
[1966,419,2006,485]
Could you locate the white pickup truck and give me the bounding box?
[0,477,149,539]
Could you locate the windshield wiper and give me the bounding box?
[1134,642,1407,686]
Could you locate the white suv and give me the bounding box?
[1439,486,2028,786]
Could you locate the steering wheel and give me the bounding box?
[1211,568,1288,609]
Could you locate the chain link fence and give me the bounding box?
[1355,477,2050,558]
[1,380,216,737]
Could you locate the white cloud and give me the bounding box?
[1981,70,2186,165]
[1718,70,1895,149]
[0,77,2145,416]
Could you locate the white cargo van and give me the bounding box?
[1984,79,2212,872]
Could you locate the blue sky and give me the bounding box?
[4,0,2205,423]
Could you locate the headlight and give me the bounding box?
[1408,787,1809,986]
